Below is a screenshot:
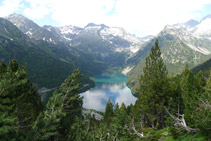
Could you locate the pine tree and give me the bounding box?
[0,59,42,139]
[32,69,83,140]
[168,75,184,120]
[31,91,65,140]
[196,71,206,90]
[59,69,83,138]
[114,103,120,114]
[118,103,128,127]
[60,69,82,118]
[194,71,211,137]
[180,65,201,126]
[104,99,114,123]
[120,103,126,111]
[0,60,18,139]
[138,39,170,129]
[205,70,211,91]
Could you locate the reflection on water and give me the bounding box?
[80,73,137,112]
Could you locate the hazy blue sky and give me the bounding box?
[0,0,211,36]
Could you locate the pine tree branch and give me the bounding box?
[15,125,32,129]
[19,117,32,124]
[0,88,5,96]
[198,98,211,110]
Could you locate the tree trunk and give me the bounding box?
[160,111,165,129]
[16,103,21,131]
[131,117,149,139]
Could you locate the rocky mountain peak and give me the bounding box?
[6,13,58,43]
[200,14,211,23]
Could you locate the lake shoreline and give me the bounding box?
[80,73,137,112]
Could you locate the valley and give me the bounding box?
[1,13,211,97]
[0,10,211,140]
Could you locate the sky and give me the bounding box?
[0,0,211,37]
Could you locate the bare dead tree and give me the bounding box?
[165,108,198,133]
[86,118,90,133]
[130,117,149,139]
[198,98,211,110]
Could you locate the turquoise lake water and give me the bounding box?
[80,73,137,112]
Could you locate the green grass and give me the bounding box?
[139,128,208,141]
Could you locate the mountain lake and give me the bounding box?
[80,73,137,112]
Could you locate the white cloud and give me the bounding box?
[80,83,136,111]
[111,0,211,36]
[115,87,137,106]
[22,0,115,26]
[0,0,23,17]
[80,90,108,111]
[23,0,53,19]
[50,0,115,27]
[1,0,211,36]
[23,6,51,19]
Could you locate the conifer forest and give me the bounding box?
[0,40,210,140]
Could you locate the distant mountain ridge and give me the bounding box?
[0,17,106,92]
[6,13,145,54]
[1,13,150,92]
[6,13,147,69]
[174,15,211,40]
[174,19,199,29]
[44,22,144,54]
[2,13,211,95]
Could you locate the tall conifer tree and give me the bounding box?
[32,69,83,140]
[0,59,42,139]
[138,39,170,129]
[180,65,201,126]
[104,99,114,123]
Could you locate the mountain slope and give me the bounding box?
[0,18,105,90]
[4,13,211,95]
[127,24,211,94]
[192,58,211,74]
[0,17,72,88]
[4,14,145,89]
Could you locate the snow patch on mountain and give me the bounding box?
[139,35,155,42]
[25,31,33,36]
[100,27,141,44]
[122,66,134,75]
[85,25,102,30]
[173,15,211,40]
[63,36,72,41]
[99,27,143,53]
[162,25,211,55]
[128,46,141,53]
[59,25,81,35]
[185,43,210,55]
[4,28,9,33]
